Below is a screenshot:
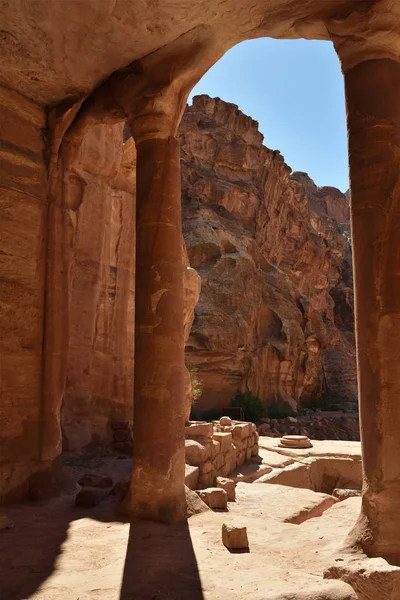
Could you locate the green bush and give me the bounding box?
[185,362,203,405]
[231,392,268,423]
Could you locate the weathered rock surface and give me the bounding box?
[61,127,136,452]
[181,96,356,412]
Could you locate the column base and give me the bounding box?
[115,485,187,524]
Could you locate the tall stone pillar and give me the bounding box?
[342,57,400,563]
[124,132,186,522]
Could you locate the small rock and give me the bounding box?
[78,473,113,489]
[196,487,228,510]
[222,522,249,550]
[220,416,232,427]
[216,477,236,501]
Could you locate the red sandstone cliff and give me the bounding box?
[180,95,356,413]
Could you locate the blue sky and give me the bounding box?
[189,38,349,193]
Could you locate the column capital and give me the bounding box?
[106,25,222,143]
[328,1,400,72]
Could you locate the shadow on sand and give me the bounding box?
[119,519,204,600]
[0,494,204,600]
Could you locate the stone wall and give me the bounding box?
[185,418,259,489]
[0,86,48,501]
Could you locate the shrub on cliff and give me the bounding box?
[185,362,203,405]
[231,392,268,423]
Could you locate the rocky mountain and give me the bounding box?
[180,95,356,414]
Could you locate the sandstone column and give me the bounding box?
[102,30,226,522]
[125,131,187,522]
[341,57,400,563]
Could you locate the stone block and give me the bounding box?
[198,471,216,488]
[185,464,199,490]
[232,423,251,440]
[251,444,259,457]
[185,486,210,517]
[214,452,225,470]
[219,459,231,478]
[185,421,213,438]
[210,439,220,459]
[197,487,228,510]
[222,522,249,549]
[233,438,243,452]
[216,477,236,501]
[185,438,211,466]
[213,431,233,453]
[78,473,113,489]
[200,461,214,475]
[246,448,252,460]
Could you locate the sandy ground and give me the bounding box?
[0,446,362,600]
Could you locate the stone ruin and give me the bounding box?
[185,418,259,489]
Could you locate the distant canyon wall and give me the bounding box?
[180,95,356,413]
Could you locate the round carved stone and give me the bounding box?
[278,435,313,449]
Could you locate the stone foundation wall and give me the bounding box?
[185,418,259,489]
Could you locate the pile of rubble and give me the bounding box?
[257,412,359,441]
[185,417,259,489]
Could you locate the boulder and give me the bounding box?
[220,416,233,427]
[185,438,211,466]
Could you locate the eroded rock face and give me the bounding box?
[180,96,356,412]
[61,125,136,451]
